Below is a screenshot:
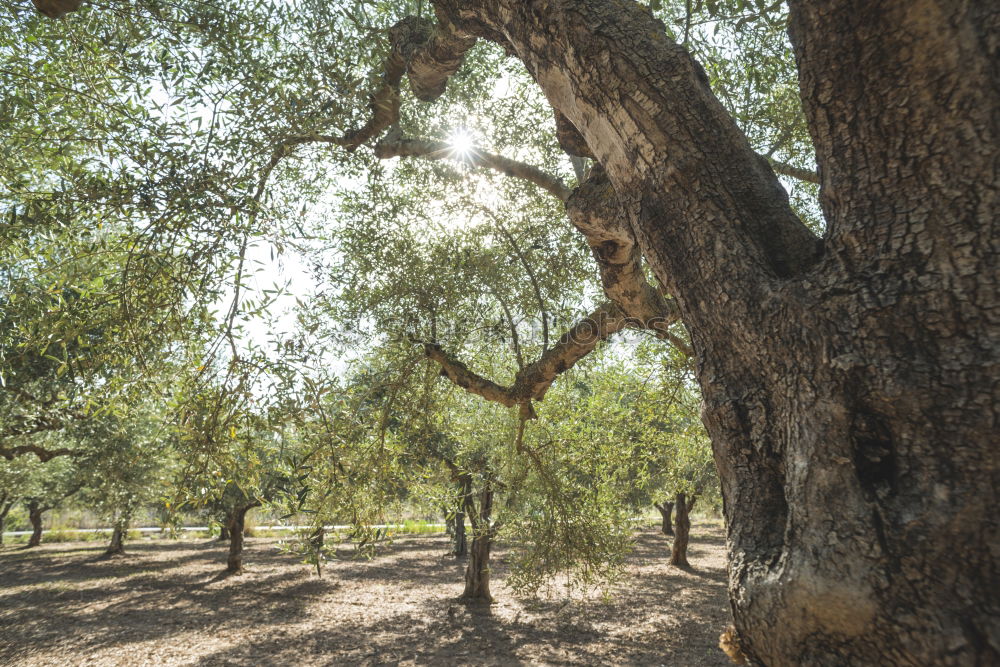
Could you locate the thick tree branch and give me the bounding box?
[567,165,691,355]
[511,300,627,401]
[768,158,819,184]
[434,0,820,291]
[31,0,81,18]
[0,443,79,462]
[420,300,628,408]
[421,342,519,407]
[336,15,473,150]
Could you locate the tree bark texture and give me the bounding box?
[226,504,256,574]
[105,513,131,557]
[654,501,674,536]
[452,506,467,558]
[453,474,471,558]
[423,1,998,663]
[462,480,494,602]
[671,494,695,567]
[26,501,44,548]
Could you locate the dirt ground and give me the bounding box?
[0,523,733,666]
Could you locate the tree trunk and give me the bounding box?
[0,498,15,547]
[670,493,691,567]
[461,480,493,602]
[104,515,129,557]
[453,474,470,558]
[452,506,466,558]
[424,2,998,663]
[444,506,455,536]
[218,523,230,541]
[463,530,492,601]
[226,505,253,574]
[310,526,325,577]
[26,501,44,548]
[105,526,125,556]
[654,502,674,536]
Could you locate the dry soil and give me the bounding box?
[0,523,732,666]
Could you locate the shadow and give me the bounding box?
[0,527,733,666]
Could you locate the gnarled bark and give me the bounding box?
[421,1,1000,663]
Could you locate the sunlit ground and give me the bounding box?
[0,523,731,666]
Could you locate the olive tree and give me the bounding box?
[25,0,1000,661]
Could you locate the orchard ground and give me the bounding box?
[0,522,731,666]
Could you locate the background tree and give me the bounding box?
[0,456,34,546]
[19,452,82,547]
[78,408,174,556]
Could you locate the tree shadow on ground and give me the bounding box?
[0,528,732,666]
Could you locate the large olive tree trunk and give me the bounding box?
[429,1,998,663]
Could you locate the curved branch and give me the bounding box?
[767,158,819,184]
[566,165,691,355]
[511,300,627,401]
[336,15,474,150]
[375,137,571,201]
[420,300,628,408]
[0,444,79,462]
[421,342,518,407]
